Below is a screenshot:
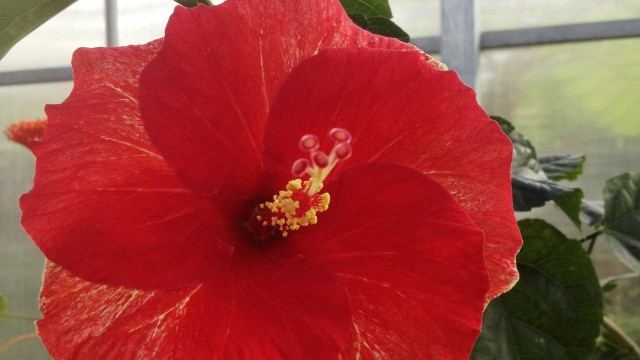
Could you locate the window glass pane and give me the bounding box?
[478,39,640,196]
[117,1,176,45]
[0,82,73,359]
[117,0,441,47]
[480,0,640,31]
[477,38,640,341]
[0,2,105,72]
[390,0,440,38]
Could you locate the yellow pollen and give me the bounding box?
[255,128,351,239]
[258,179,330,237]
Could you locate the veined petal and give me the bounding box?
[277,163,490,359]
[20,44,234,290]
[263,48,520,301]
[138,0,433,198]
[38,258,351,360]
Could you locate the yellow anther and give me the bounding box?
[256,129,351,238]
[257,179,330,237]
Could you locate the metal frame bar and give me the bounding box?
[105,0,119,47]
[0,67,73,86]
[411,36,440,55]
[412,18,640,54]
[480,18,640,49]
[440,0,479,87]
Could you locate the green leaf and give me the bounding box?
[342,0,408,42]
[0,0,77,61]
[603,173,640,273]
[470,300,520,359]
[581,200,605,226]
[539,154,586,181]
[346,14,409,43]
[512,175,575,211]
[495,116,539,172]
[604,173,640,231]
[591,329,639,360]
[491,116,580,212]
[491,115,515,134]
[173,0,213,6]
[363,17,409,42]
[347,13,368,29]
[340,0,392,19]
[173,0,199,7]
[471,219,603,360]
[0,293,6,313]
[554,188,584,228]
[601,281,617,293]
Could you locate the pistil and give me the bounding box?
[256,128,352,238]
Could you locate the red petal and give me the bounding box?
[263,48,521,301]
[38,257,351,359]
[138,0,432,198]
[20,44,234,290]
[275,163,489,359]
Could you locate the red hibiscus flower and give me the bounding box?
[20,0,521,359]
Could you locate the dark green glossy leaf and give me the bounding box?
[512,175,575,211]
[347,14,409,42]
[491,115,516,134]
[604,173,640,233]
[603,173,640,273]
[491,116,581,212]
[173,0,199,6]
[471,219,603,360]
[363,17,409,42]
[504,125,539,173]
[347,13,368,28]
[539,154,585,181]
[173,0,212,6]
[340,0,392,18]
[470,300,520,359]
[0,0,77,60]
[554,188,584,228]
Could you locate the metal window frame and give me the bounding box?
[106,0,119,47]
[1,0,639,87]
[440,0,479,87]
[417,18,640,87]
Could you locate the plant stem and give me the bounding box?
[0,313,38,321]
[579,230,603,243]
[603,316,640,359]
[0,332,39,354]
[587,237,597,254]
[579,230,603,254]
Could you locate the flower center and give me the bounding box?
[255,128,352,238]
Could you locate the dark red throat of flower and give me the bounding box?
[249,128,352,241]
